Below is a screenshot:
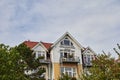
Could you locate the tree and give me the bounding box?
[0,44,29,80]
[81,44,120,80]
[16,43,45,80]
[114,43,120,58]
[58,73,77,80]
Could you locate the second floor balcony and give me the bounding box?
[60,56,80,63]
[38,56,51,64]
[84,62,92,67]
[39,59,51,64]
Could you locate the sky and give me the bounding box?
[0,0,120,58]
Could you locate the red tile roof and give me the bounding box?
[24,41,38,49]
[23,40,53,50]
[41,42,53,50]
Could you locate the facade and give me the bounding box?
[23,32,96,80]
[82,47,96,74]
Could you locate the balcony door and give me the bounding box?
[60,49,75,58]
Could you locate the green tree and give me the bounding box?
[114,43,120,58]
[0,44,29,80]
[81,44,120,80]
[58,73,77,80]
[59,73,71,80]
[16,43,45,80]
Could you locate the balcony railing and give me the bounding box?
[39,59,51,64]
[60,56,80,63]
[84,62,92,67]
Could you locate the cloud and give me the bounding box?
[0,0,120,58]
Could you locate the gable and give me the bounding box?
[32,43,46,51]
[60,37,74,46]
[82,47,96,55]
[52,32,84,49]
[23,40,53,51]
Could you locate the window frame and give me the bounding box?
[60,67,76,77]
[60,37,73,47]
[36,51,45,59]
[60,49,75,58]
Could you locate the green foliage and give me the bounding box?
[16,43,46,79]
[59,73,71,80]
[114,43,120,57]
[16,43,39,68]
[71,77,77,80]
[58,73,77,80]
[81,44,120,80]
[0,44,29,80]
[0,43,46,80]
[59,44,120,80]
[38,55,45,59]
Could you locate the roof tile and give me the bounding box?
[24,41,53,50]
[41,42,53,50]
[24,41,38,49]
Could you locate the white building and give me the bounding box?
[24,32,96,80]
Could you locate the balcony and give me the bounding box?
[38,56,51,64]
[60,56,80,63]
[39,59,51,64]
[84,62,92,67]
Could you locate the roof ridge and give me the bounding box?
[41,41,53,44]
[24,40,39,43]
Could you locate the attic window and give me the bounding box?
[61,38,73,46]
[64,39,70,45]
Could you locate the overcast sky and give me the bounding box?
[0,0,120,58]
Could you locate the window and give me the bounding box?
[38,53,42,57]
[87,55,91,63]
[37,51,45,58]
[60,37,73,46]
[60,67,64,74]
[84,55,93,65]
[73,68,76,76]
[60,49,75,58]
[64,39,70,45]
[60,50,64,58]
[60,67,76,77]
[84,56,86,63]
